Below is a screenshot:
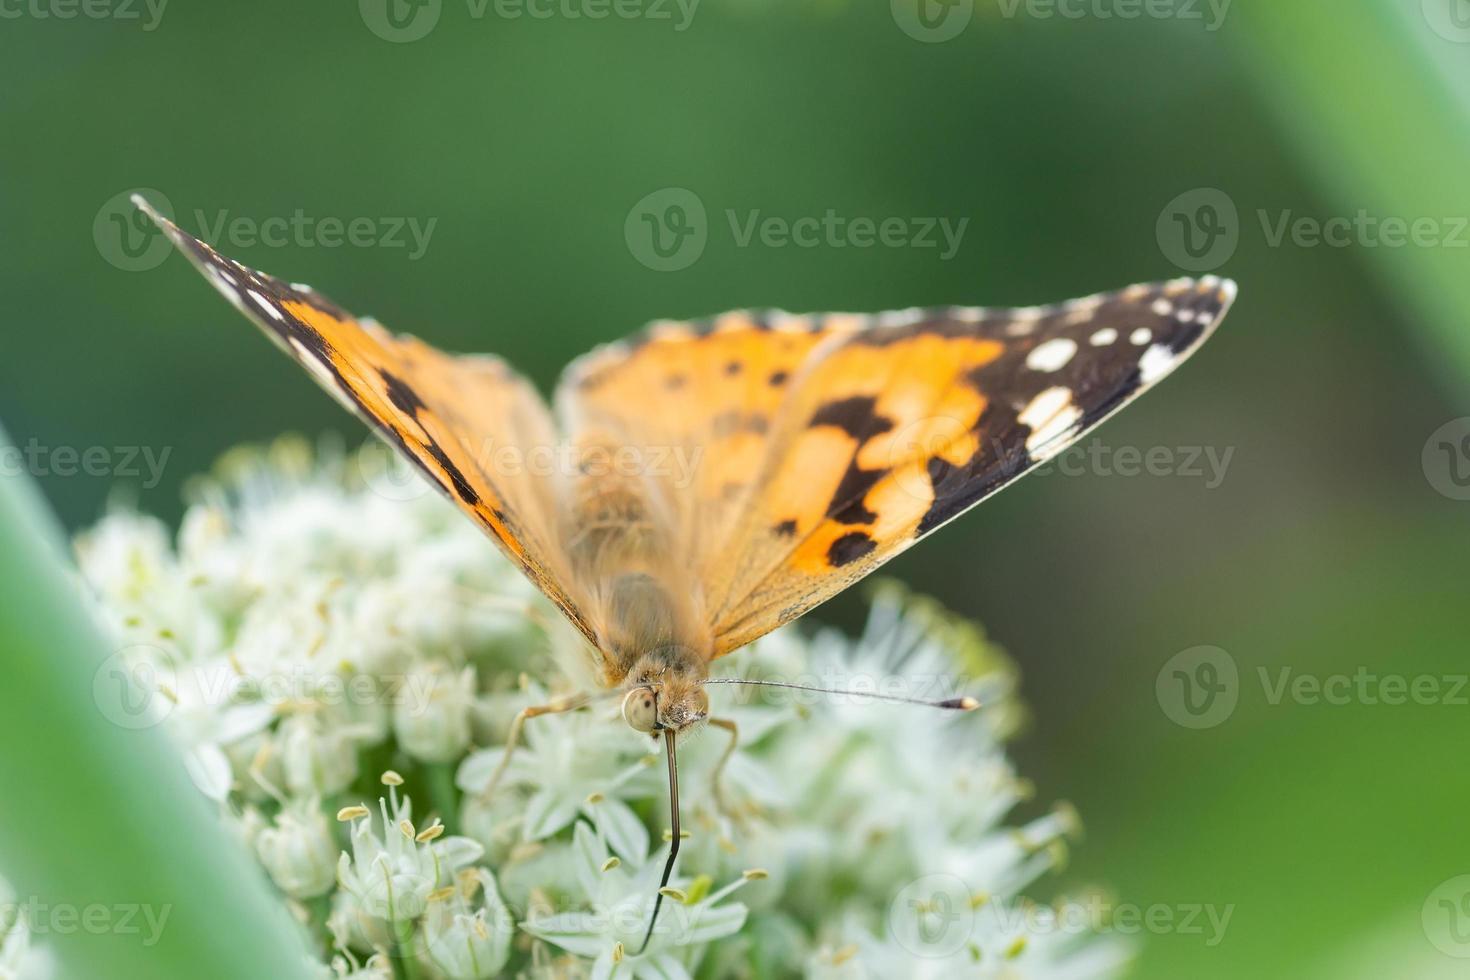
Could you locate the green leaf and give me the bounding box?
[1236,1,1470,395]
[0,426,315,980]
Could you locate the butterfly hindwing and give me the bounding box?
[135,197,601,649]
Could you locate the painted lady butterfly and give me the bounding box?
[133,195,1235,947]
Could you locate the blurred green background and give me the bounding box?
[3,0,1469,976]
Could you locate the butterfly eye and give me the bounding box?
[621,687,659,733]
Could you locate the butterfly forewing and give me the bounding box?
[134,197,601,650]
[701,280,1236,653]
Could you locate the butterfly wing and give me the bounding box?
[705,278,1236,652]
[557,311,869,568]
[134,197,600,649]
[559,279,1234,657]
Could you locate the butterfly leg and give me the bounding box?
[707,717,741,823]
[480,693,589,800]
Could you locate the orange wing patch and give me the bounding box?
[556,310,868,566]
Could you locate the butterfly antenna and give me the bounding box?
[704,677,979,711]
[635,728,680,956]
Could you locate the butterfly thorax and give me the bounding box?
[593,569,713,733]
[563,430,714,732]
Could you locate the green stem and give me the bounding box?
[426,762,460,830]
[394,916,423,980]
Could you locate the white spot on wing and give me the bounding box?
[1129,328,1152,346]
[205,266,244,308]
[1019,386,1083,459]
[248,289,285,322]
[1089,327,1118,346]
[876,308,923,328]
[1026,337,1078,373]
[1138,343,1178,384]
[1151,298,1174,317]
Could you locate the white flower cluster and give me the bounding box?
[53,438,1128,978]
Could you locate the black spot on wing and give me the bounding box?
[768,370,789,387]
[827,463,884,525]
[808,396,893,442]
[772,519,797,537]
[827,531,876,567]
[915,402,1028,535]
[423,441,481,506]
[381,370,426,416]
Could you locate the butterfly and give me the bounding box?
[133,194,1235,949]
